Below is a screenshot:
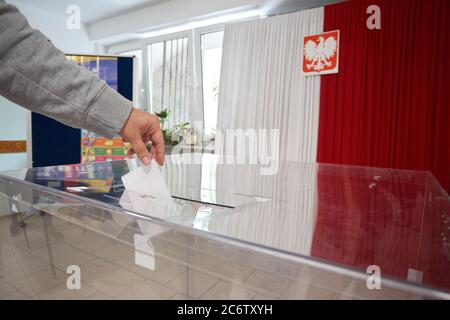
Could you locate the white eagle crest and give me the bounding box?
[304,35,337,71]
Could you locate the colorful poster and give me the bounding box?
[80,130,130,163]
[66,55,130,163]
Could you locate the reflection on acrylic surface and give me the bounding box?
[1,153,449,293]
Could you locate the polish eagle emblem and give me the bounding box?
[302,30,339,76]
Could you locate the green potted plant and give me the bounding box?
[154,109,190,153]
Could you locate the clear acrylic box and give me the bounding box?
[0,154,448,299]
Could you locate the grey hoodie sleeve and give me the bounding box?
[0,1,133,138]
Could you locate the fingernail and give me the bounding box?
[142,157,149,165]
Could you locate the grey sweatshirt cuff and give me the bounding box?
[83,84,133,139]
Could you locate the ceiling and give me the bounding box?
[12,0,343,47]
[14,0,168,24]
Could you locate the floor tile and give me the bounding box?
[2,245,34,265]
[5,269,30,290]
[187,251,223,272]
[84,290,115,300]
[170,292,188,300]
[70,235,114,252]
[200,281,255,300]
[0,281,17,298]
[17,257,51,275]
[166,270,218,299]
[117,279,176,299]
[135,256,186,284]
[280,281,337,299]
[30,242,76,261]
[49,249,96,271]
[92,242,132,262]
[246,255,280,274]
[252,293,278,300]
[79,258,119,282]
[353,281,412,300]
[275,263,304,279]
[16,284,38,298]
[205,259,254,282]
[20,268,67,294]
[2,289,29,300]
[90,268,146,298]
[79,283,114,300]
[160,243,188,261]
[37,284,84,300]
[243,270,291,297]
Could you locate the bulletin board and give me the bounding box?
[31,54,133,167]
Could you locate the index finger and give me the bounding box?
[148,124,165,165]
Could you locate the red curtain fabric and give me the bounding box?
[311,165,450,291]
[311,165,426,282]
[317,0,450,193]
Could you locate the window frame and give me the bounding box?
[143,30,193,120]
[195,25,226,134]
[110,16,258,132]
[116,49,143,109]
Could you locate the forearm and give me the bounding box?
[0,1,132,138]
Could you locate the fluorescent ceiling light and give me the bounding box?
[136,9,262,38]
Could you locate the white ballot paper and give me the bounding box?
[120,159,172,271]
[121,159,171,200]
[120,158,173,220]
[134,232,155,271]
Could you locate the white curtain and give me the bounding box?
[209,160,318,256]
[217,8,324,162]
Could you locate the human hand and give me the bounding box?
[120,108,165,166]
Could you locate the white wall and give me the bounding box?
[9,0,94,53]
[0,96,28,172]
[0,1,96,172]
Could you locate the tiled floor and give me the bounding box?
[0,211,424,300]
[200,281,256,300]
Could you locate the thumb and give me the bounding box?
[129,136,151,165]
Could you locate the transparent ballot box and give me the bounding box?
[0,154,449,299]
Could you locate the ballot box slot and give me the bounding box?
[171,195,235,209]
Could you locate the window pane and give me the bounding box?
[201,31,224,136]
[148,37,190,129]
